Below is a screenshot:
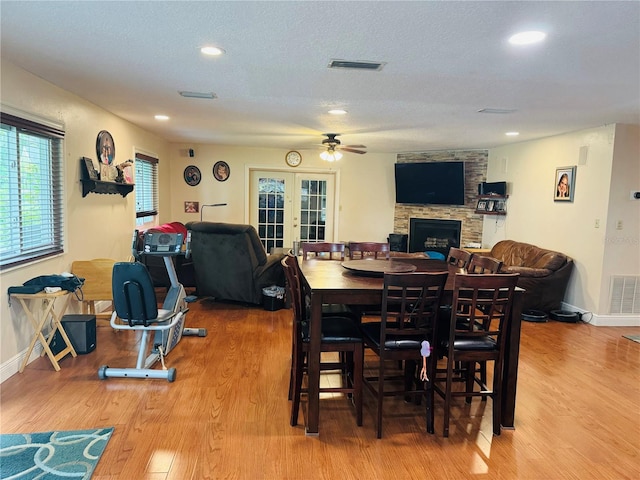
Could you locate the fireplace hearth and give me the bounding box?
[409,218,461,255]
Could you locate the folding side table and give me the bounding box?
[10,290,77,372]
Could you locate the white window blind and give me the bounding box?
[135,152,158,226]
[0,112,64,269]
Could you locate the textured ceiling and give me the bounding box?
[2,1,639,154]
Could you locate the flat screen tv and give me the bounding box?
[394,161,465,206]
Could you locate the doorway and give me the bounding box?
[248,169,337,252]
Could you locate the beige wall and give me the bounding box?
[0,60,171,378]
[166,143,397,242]
[485,124,640,323]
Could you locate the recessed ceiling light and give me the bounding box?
[328,109,347,115]
[200,46,225,56]
[154,115,169,121]
[506,131,520,136]
[508,31,546,45]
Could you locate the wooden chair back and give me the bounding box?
[446,247,472,268]
[429,273,519,437]
[348,242,390,260]
[468,255,503,274]
[71,258,117,321]
[301,242,345,260]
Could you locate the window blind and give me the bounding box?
[135,152,158,225]
[0,112,64,269]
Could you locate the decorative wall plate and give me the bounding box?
[213,161,230,182]
[184,165,201,186]
[96,130,115,165]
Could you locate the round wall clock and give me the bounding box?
[96,130,115,165]
[285,150,302,167]
[184,165,201,186]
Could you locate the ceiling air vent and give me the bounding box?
[179,91,217,99]
[478,108,517,114]
[328,59,385,71]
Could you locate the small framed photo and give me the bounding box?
[184,201,199,213]
[82,157,99,180]
[213,161,230,182]
[476,199,487,211]
[495,199,506,212]
[554,166,576,202]
[486,200,496,212]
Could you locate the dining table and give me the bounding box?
[298,256,524,436]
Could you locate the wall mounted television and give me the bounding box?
[394,161,466,206]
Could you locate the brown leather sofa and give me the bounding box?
[185,221,285,305]
[489,240,573,312]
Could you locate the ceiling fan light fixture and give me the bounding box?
[320,149,342,162]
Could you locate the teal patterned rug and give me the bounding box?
[0,427,113,479]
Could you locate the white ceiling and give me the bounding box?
[2,1,639,155]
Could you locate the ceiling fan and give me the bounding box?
[319,133,367,161]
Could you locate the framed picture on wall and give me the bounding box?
[184,201,199,213]
[213,161,230,182]
[554,166,576,202]
[476,199,487,211]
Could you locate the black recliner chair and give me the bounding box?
[185,222,286,305]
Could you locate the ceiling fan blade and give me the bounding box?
[344,144,367,149]
[340,147,367,154]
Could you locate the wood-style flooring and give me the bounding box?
[1,298,639,479]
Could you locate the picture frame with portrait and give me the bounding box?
[476,199,487,211]
[213,161,230,182]
[184,201,199,213]
[554,166,576,202]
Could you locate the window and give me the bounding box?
[0,112,64,270]
[135,152,158,226]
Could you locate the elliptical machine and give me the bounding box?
[98,230,206,382]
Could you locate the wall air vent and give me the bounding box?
[609,275,640,314]
[328,59,386,71]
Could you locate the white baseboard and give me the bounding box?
[561,302,640,327]
[1,343,44,384]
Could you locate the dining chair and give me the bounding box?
[446,247,473,269]
[428,273,519,437]
[348,242,390,260]
[301,242,345,260]
[361,271,448,438]
[281,254,364,427]
[467,255,503,274]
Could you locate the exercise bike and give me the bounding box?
[98,230,206,382]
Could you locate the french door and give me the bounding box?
[249,170,336,252]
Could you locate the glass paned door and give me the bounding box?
[257,175,286,253]
[249,170,335,251]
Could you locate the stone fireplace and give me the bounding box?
[409,218,461,255]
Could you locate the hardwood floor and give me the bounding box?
[1,299,639,479]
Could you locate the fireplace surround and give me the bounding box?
[408,218,461,255]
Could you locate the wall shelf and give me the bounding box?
[80,157,134,197]
[475,195,508,216]
[81,179,134,198]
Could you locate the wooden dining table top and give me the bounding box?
[299,257,462,292]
